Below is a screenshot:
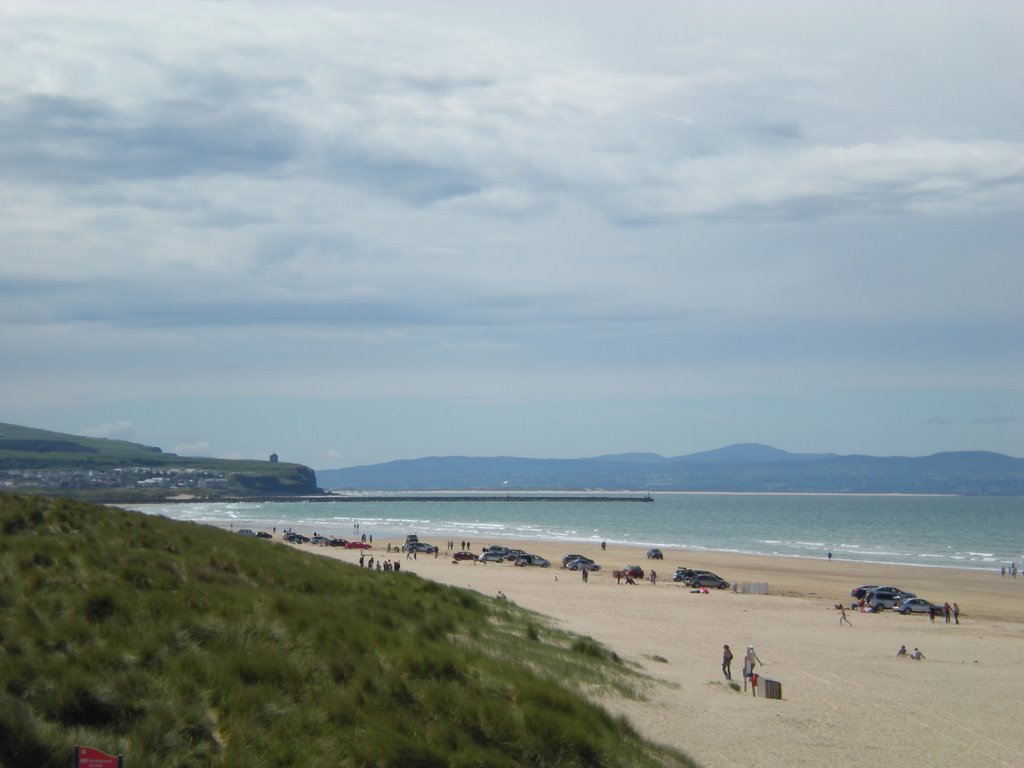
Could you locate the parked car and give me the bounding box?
[325,537,347,547]
[646,548,664,560]
[514,554,551,568]
[562,553,588,568]
[452,550,477,561]
[851,585,878,600]
[565,557,600,571]
[867,587,915,609]
[896,598,939,615]
[477,550,506,563]
[405,541,439,554]
[255,531,273,539]
[689,573,730,589]
[310,535,330,546]
[684,570,723,585]
[504,549,528,562]
[237,529,255,536]
[623,565,645,579]
[483,546,510,557]
[344,541,372,549]
[283,532,309,544]
[673,567,694,583]
[401,540,438,552]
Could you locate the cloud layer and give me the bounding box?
[2,2,1021,467]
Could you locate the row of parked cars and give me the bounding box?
[438,542,554,567]
[851,584,939,614]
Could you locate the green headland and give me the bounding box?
[0,423,320,502]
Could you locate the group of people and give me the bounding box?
[722,644,765,696]
[930,601,959,624]
[999,563,1016,578]
[357,553,401,572]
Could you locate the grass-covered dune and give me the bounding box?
[0,494,695,768]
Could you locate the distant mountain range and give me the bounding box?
[317,443,1024,496]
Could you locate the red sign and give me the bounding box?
[75,745,122,768]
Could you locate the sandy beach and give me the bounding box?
[260,531,1022,768]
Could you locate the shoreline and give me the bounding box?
[216,520,1023,624]
[203,514,1013,579]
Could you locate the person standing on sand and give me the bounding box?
[722,644,733,680]
[943,602,952,623]
[649,569,657,586]
[839,605,852,627]
[743,645,762,694]
[953,602,960,624]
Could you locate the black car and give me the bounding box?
[646,548,664,560]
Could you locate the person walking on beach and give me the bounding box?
[839,605,852,627]
[743,645,762,694]
[943,602,952,624]
[953,602,960,624]
[722,644,733,680]
[649,569,657,586]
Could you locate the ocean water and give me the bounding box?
[130,492,1023,572]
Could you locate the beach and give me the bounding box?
[268,533,1023,768]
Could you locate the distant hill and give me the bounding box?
[0,422,320,500]
[318,443,1024,496]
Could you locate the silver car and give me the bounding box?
[868,588,915,609]
[896,598,937,615]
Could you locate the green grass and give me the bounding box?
[0,493,697,768]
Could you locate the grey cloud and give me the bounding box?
[0,93,297,185]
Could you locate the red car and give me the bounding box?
[344,541,372,549]
[452,550,476,561]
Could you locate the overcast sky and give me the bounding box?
[2,1,1022,470]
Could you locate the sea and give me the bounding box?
[128,492,1024,573]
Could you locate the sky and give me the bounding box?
[1,1,1022,470]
